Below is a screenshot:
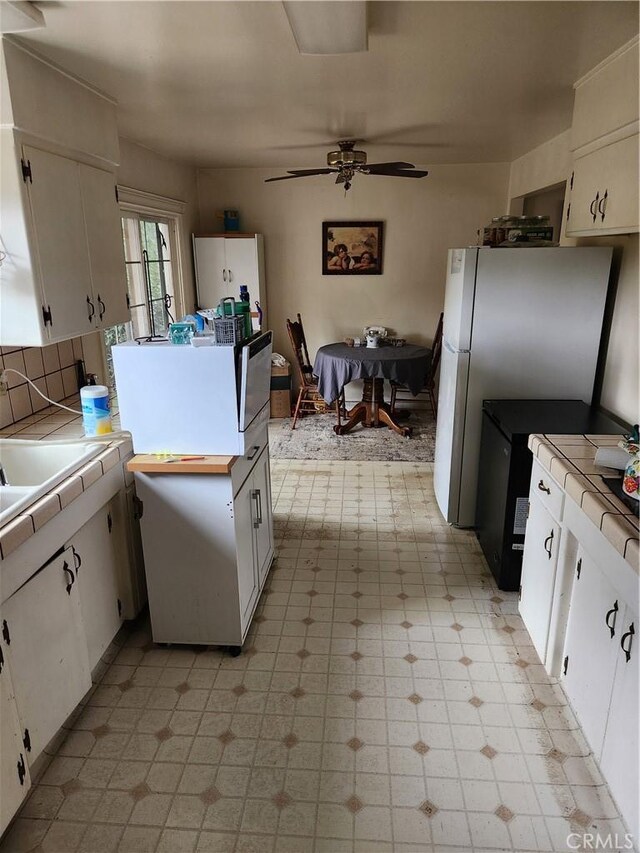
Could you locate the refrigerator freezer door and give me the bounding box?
[434,341,470,523]
[442,248,478,351]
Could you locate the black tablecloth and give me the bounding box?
[313,342,432,404]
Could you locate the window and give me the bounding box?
[103,197,184,387]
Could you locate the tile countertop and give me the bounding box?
[529,433,639,571]
[0,391,132,561]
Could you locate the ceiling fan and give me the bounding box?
[264,140,429,191]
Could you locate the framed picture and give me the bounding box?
[322,221,384,275]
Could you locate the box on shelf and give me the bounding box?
[270,360,291,418]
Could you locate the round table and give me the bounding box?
[313,342,432,437]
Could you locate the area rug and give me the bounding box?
[269,410,437,462]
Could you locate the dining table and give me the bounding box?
[313,342,432,437]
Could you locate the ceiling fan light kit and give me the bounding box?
[265,140,429,191]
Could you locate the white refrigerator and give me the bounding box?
[434,247,613,528]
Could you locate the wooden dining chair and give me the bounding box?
[390,312,444,419]
[286,314,344,429]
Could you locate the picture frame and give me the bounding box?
[322,221,384,275]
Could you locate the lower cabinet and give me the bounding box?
[600,606,639,842]
[519,489,562,664]
[71,500,126,671]
[561,546,621,757]
[134,444,274,648]
[0,547,92,766]
[0,652,30,836]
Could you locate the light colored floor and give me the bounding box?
[1,460,627,853]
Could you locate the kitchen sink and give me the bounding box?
[0,440,102,530]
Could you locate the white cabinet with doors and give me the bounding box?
[518,459,564,665]
[193,234,266,326]
[0,139,129,346]
[600,604,638,843]
[0,38,127,347]
[129,432,274,652]
[70,499,128,671]
[0,547,92,766]
[565,35,639,238]
[565,133,639,236]
[0,647,30,836]
[560,545,622,757]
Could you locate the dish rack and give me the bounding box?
[197,305,246,346]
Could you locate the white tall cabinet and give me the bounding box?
[193,234,266,326]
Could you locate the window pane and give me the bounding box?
[126,261,147,306]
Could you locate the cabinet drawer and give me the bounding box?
[530,458,564,522]
[232,423,268,496]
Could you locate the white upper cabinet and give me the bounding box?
[565,36,639,238]
[0,38,128,346]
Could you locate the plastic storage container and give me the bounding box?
[81,385,112,436]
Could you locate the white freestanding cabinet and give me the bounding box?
[131,442,274,650]
[0,547,92,764]
[193,234,266,324]
[0,651,30,836]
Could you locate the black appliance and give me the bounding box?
[476,400,625,591]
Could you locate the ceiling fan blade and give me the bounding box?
[365,168,429,178]
[364,161,416,172]
[264,173,319,182]
[286,168,338,176]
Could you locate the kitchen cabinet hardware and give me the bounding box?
[251,489,260,529]
[222,269,227,282]
[0,646,3,674]
[20,159,32,183]
[86,296,95,321]
[247,445,261,460]
[563,655,569,675]
[598,190,608,222]
[605,600,619,637]
[41,305,52,327]
[590,193,600,223]
[22,729,31,753]
[621,623,635,663]
[72,547,82,572]
[62,561,75,595]
[543,529,554,559]
[538,480,551,494]
[576,558,582,579]
[16,755,26,786]
[133,496,144,520]
[2,620,10,645]
[98,294,106,321]
[107,512,113,533]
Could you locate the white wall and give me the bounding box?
[117,138,200,312]
[196,164,510,362]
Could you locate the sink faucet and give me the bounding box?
[0,464,9,486]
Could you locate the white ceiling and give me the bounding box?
[15,1,639,169]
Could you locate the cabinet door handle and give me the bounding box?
[543,529,554,559]
[605,600,619,638]
[17,754,26,786]
[247,445,261,461]
[598,190,608,222]
[86,296,95,321]
[72,547,82,573]
[62,561,75,595]
[251,489,260,528]
[590,192,600,223]
[222,269,227,282]
[228,269,233,282]
[97,294,106,321]
[537,480,551,494]
[621,623,635,662]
